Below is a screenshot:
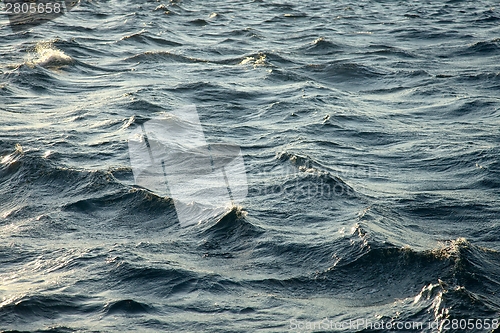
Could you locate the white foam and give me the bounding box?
[30,42,73,68]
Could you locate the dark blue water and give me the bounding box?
[1,0,500,332]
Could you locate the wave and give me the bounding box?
[299,60,389,86]
[0,293,99,323]
[299,37,343,55]
[366,44,417,58]
[464,38,500,55]
[28,42,74,69]
[195,206,264,253]
[244,235,500,315]
[124,51,208,64]
[103,299,154,316]
[119,30,183,47]
[275,151,356,193]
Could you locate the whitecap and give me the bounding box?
[29,42,73,68]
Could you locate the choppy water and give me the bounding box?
[1,0,500,332]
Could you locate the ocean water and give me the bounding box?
[1,0,500,332]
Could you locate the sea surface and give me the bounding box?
[1,0,500,332]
